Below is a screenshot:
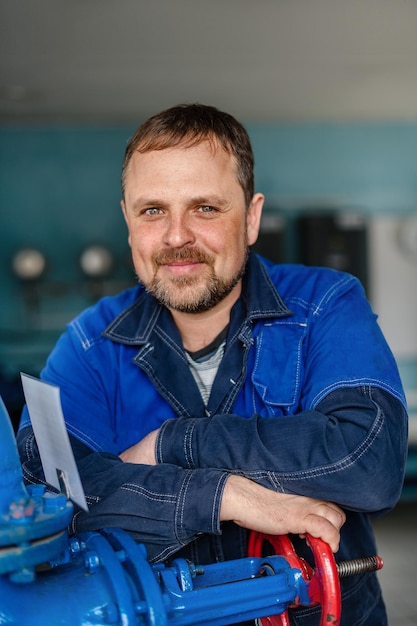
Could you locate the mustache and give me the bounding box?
[153,247,213,266]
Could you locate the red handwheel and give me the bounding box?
[248,532,341,626]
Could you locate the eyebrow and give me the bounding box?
[131,197,162,210]
[131,194,231,210]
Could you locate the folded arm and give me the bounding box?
[18,424,345,557]
[126,386,408,514]
[17,425,227,562]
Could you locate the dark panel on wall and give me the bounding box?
[296,212,368,293]
[251,213,286,264]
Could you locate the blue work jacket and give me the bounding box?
[18,253,408,626]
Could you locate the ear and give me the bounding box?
[121,200,132,247]
[246,193,264,246]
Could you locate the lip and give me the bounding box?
[162,260,204,276]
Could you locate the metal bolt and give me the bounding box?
[8,498,36,522]
[26,484,46,498]
[69,537,84,556]
[42,492,67,513]
[84,550,101,573]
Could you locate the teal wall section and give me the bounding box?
[1,121,417,378]
[1,121,417,488]
[249,122,417,212]
[0,126,129,285]
[0,126,135,386]
[2,122,417,268]
[2,121,417,314]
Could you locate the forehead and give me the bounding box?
[124,140,240,191]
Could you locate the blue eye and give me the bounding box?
[145,207,163,215]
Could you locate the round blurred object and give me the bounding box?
[12,248,47,280]
[79,245,114,278]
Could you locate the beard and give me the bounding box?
[142,246,248,313]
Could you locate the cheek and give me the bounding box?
[211,222,248,266]
[130,226,156,254]
[129,232,156,269]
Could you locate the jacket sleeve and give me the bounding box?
[155,386,408,514]
[17,426,228,563]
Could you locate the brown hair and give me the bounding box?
[121,103,254,207]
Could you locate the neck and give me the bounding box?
[170,282,241,353]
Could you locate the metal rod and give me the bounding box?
[336,555,383,578]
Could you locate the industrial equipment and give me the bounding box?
[0,398,382,625]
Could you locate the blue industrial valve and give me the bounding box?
[0,398,382,625]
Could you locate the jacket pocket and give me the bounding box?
[251,320,307,411]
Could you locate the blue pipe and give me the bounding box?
[0,397,310,625]
[0,397,28,517]
[0,397,73,579]
[0,526,307,625]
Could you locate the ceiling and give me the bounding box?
[1,0,417,124]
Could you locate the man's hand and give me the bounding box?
[119,429,159,465]
[221,475,346,553]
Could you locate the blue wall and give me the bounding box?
[2,121,416,489]
[2,120,416,292]
[1,121,417,377]
[2,121,417,253]
[0,127,128,287]
[250,122,417,213]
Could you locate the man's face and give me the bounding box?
[121,140,263,313]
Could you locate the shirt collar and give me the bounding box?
[243,252,292,321]
[103,252,292,345]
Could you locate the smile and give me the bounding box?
[161,260,205,277]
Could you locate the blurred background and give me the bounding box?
[0,1,416,621]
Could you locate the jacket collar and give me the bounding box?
[103,252,292,345]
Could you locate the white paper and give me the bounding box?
[21,373,88,511]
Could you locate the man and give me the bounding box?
[18,104,407,625]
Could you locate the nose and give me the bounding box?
[163,212,195,248]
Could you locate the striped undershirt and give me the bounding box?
[185,326,228,406]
